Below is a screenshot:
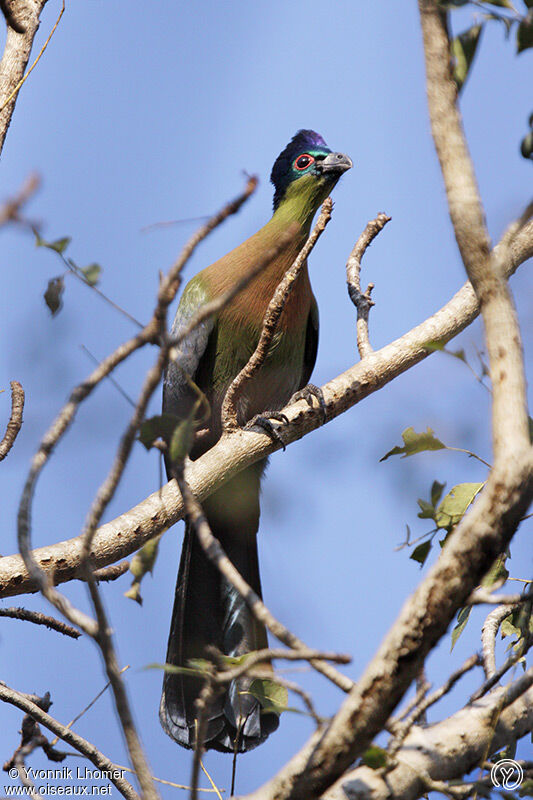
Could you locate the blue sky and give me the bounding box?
[1,2,531,797]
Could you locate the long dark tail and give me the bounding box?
[159,465,279,752]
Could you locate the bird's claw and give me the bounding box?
[245,411,288,451]
[290,383,327,423]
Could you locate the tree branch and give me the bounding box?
[0,606,80,638]
[345,212,390,359]
[0,380,24,460]
[0,0,48,155]
[0,683,140,800]
[1,223,530,599]
[324,677,533,800]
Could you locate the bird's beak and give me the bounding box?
[318,151,353,176]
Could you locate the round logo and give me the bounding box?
[490,759,524,790]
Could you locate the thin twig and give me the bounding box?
[221,198,333,429]
[389,654,480,754]
[55,249,144,329]
[214,647,351,684]
[50,666,130,746]
[469,588,533,605]
[16,177,259,630]
[0,683,139,800]
[481,603,519,679]
[80,345,136,407]
[92,560,130,582]
[0,606,80,638]
[3,200,532,599]
[0,0,65,115]
[83,571,158,799]
[113,761,223,794]
[0,380,24,460]
[81,348,168,561]
[471,635,532,701]
[169,225,299,350]
[173,463,354,694]
[0,172,40,228]
[191,678,218,800]
[238,667,326,726]
[346,213,391,359]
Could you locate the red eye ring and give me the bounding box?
[294,153,315,171]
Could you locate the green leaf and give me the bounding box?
[424,341,467,363]
[138,413,181,450]
[123,582,142,604]
[501,614,522,640]
[431,480,446,507]
[380,427,446,462]
[169,417,196,462]
[125,533,163,605]
[522,131,533,160]
[517,11,533,51]
[35,233,71,254]
[451,25,483,91]
[410,541,432,566]
[529,416,533,443]
[80,263,102,286]
[144,661,209,677]
[435,482,484,530]
[481,554,509,587]
[417,498,436,520]
[361,745,388,769]
[451,606,472,650]
[518,779,533,797]
[247,679,288,716]
[44,276,65,316]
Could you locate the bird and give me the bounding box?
[160,130,352,753]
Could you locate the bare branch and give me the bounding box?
[0,172,40,228]
[0,683,140,800]
[481,604,518,678]
[469,588,533,605]
[221,198,333,428]
[389,654,480,752]
[419,0,530,463]
[472,634,532,702]
[323,674,533,800]
[0,380,24,460]
[346,212,390,359]
[92,560,130,582]
[418,0,490,285]
[0,606,80,638]
[83,572,159,800]
[49,666,130,747]
[0,0,61,156]
[14,177,258,623]
[1,222,531,599]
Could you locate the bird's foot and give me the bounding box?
[290,383,327,423]
[245,411,289,451]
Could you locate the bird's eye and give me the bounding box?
[294,154,314,171]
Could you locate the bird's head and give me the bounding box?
[270,130,352,218]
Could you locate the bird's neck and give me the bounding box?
[270,175,329,231]
[270,198,320,234]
